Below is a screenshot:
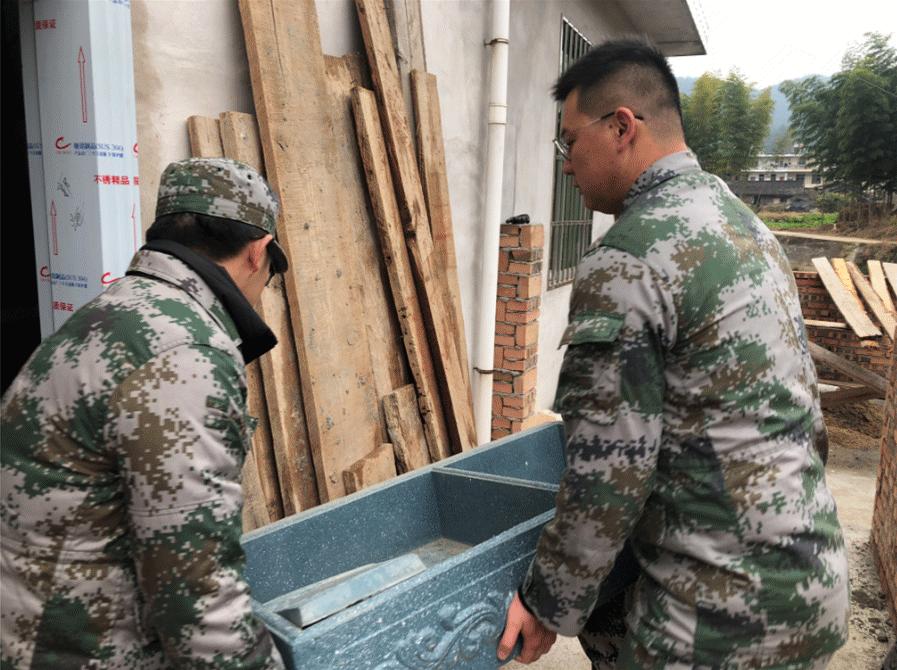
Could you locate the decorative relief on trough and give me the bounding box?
[376,591,511,669]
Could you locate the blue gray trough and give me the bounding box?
[242,423,567,669]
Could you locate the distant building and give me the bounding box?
[728,150,824,209]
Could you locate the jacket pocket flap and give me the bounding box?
[559,311,624,348]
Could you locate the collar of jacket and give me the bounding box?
[620,150,702,212]
[126,240,277,365]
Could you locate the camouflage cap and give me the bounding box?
[155,158,288,273]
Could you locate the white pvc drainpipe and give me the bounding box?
[473,0,510,445]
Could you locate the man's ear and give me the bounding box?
[614,107,639,148]
[247,234,273,273]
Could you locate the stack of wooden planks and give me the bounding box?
[184,0,478,531]
[808,257,897,409]
[809,258,897,340]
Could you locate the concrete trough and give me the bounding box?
[242,424,565,669]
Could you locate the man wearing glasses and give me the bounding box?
[499,38,848,668]
[2,158,287,668]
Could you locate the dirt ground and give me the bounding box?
[514,400,895,670]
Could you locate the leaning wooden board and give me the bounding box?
[411,70,471,393]
[187,115,283,529]
[352,86,450,462]
[867,260,896,314]
[811,257,881,338]
[846,261,896,339]
[239,0,385,500]
[356,0,476,453]
[884,262,897,302]
[218,111,320,515]
[808,341,888,396]
[322,54,410,406]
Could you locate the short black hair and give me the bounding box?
[553,37,683,131]
[146,211,266,262]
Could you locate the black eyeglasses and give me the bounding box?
[554,110,644,160]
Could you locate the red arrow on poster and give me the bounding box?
[131,203,137,251]
[78,47,88,124]
[50,200,59,255]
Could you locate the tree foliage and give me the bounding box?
[681,71,773,178]
[782,32,897,199]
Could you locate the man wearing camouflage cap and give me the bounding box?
[2,158,288,668]
[499,39,848,668]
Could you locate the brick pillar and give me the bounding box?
[872,345,897,625]
[491,221,543,440]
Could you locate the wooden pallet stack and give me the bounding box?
[806,257,897,409]
[182,0,478,531]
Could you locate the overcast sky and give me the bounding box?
[668,0,897,88]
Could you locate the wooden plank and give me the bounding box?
[342,443,398,494]
[240,0,385,501]
[187,116,224,157]
[820,384,882,408]
[804,319,848,329]
[869,260,897,313]
[808,341,888,396]
[884,262,897,299]
[831,258,863,309]
[411,69,471,392]
[811,258,881,338]
[382,384,430,473]
[351,87,451,462]
[846,261,897,339]
[188,115,284,527]
[384,0,426,154]
[323,54,410,406]
[356,0,476,453]
[219,111,320,514]
[241,449,271,531]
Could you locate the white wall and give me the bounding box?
[501,2,630,410]
[131,0,364,234]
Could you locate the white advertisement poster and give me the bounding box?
[28,0,141,330]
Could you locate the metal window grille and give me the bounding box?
[547,18,593,290]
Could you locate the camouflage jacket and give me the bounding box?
[520,151,849,667]
[1,249,281,669]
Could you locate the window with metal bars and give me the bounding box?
[547,18,593,290]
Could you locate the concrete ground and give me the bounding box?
[511,406,894,669]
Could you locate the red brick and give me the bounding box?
[497,273,519,286]
[501,224,523,237]
[510,248,543,262]
[506,298,537,312]
[497,285,517,298]
[499,233,520,248]
[491,427,511,439]
[495,334,515,346]
[502,358,528,372]
[503,396,524,409]
[503,346,527,361]
[516,323,540,347]
[493,416,512,429]
[521,225,544,249]
[518,275,542,299]
[508,261,540,275]
[499,250,510,272]
[493,371,513,383]
[495,300,506,322]
[493,346,504,369]
[514,367,537,394]
[493,382,513,394]
[496,323,515,336]
[502,406,527,419]
[506,309,540,323]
